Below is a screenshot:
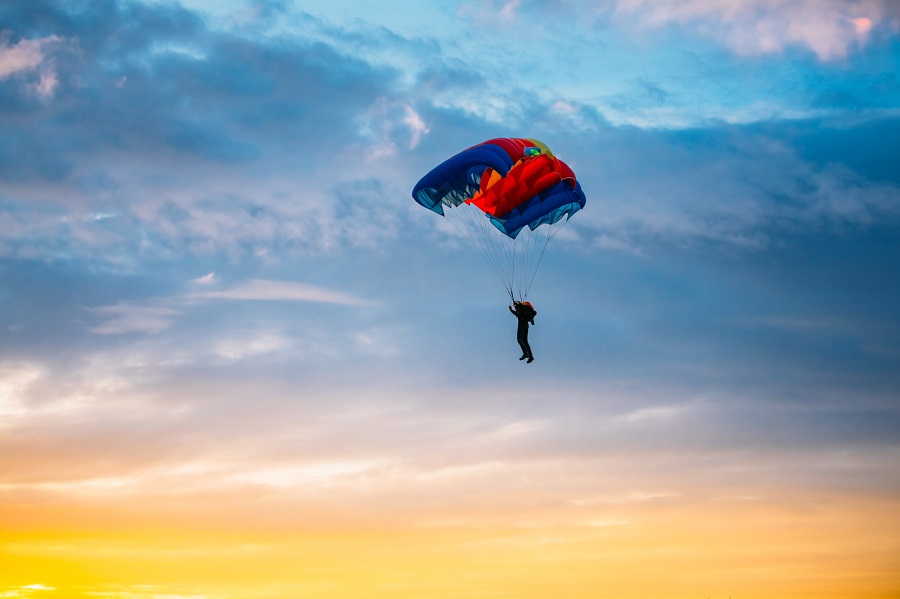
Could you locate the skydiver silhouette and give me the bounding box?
[509,300,536,363]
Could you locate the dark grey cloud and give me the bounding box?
[0,5,393,171]
[1,3,423,183]
[0,1,470,267]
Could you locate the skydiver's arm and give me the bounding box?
[509,306,516,315]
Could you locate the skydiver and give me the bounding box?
[509,300,536,363]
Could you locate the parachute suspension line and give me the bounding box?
[510,227,532,301]
[519,225,544,299]
[508,220,549,301]
[441,203,574,302]
[522,216,568,299]
[476,208,515,290]
[464,204,514,294]
[444,209,502,285]
[443,204,515,298]
[473,206,519,300]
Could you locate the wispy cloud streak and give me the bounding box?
[186,279,370,305]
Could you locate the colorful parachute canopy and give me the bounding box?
[412,137,585,239]
[412,138,586,301]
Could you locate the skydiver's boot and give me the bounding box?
[519,355,528,360]
[526,355,534,363]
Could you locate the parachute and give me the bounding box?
[412,137,586,301]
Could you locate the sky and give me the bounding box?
[1,0,899,597]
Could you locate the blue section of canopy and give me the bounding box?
[489,180,586,239]
[412,143,513,215]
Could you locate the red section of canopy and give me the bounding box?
[466,153,569,217]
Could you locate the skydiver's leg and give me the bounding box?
[517,324,529,359]
[522,327,533,362]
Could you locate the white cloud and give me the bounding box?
[235,460,378,488]
[89,303,180,335]
[0,363,44,418]
[581,518,631,527]
[401,104,429,149]
[593,234,643,255]
[188,279,370,305]
[0,585,56,599]
[32,69,58,97]
[614,0,899,60]
[213,332,292,361]
[616,403,693,423]
[460,0,524,24]
[358,98,431,158]
[190,272,217,286]
[0,36,56,77]
[84,280,369,352]
[0,35,63,98]
[499,0,523,21]
[0,358,155,425]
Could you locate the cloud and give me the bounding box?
[357,98,431,158]
[459,0,531,25]
[84,278,371,339]
[617,403,692,423]
[402,104,430,148]
[3,374,896,521]
[88,303,180,335]
[572,119,900,251]
[4,0,892,269]
[0,8,896,595]
[190,272,217,286]
[0,34,62,99]
[614,0,900,61]
[0,362,44,418]
[0,36,46,76]
[187,279,370,305]
[213,332,293,361]
[0,0,427,263]
[0,585,55,598]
